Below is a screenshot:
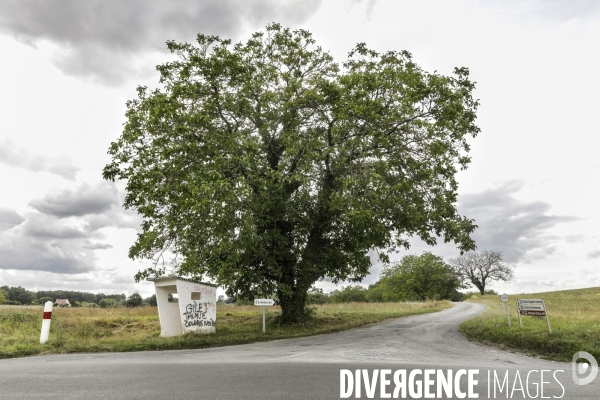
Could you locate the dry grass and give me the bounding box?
[0,300,451,359]
[461,287,600,361]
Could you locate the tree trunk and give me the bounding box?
[277,286,310,324]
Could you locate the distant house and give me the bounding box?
[55,299,71,307]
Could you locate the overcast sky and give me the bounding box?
[0,0,598,298]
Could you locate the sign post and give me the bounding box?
[542,298,552,334]
[500,294,510,327]
[254,299,275,333]
[516,298,551,333]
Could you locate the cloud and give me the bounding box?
[376,180,577,268]
[29,181,118,218]
[0,220,95,274]
[0,208,24,233]
[587,249,600,259]
[0,139,79,180]
[0,0,322,86]
[350,0,379,19]
[0,181,139,274]
[456,180,578,263]
[477,0,600,22]
[82,243,113,250]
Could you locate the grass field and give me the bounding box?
[461,287,600,362]
[0,300,451,359]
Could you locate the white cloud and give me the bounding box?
[0,181,140,274]
[0,0,322,86]
[0,139,79,180]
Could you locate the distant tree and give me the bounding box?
[99,298,117,308]
[365,282,385,303]
[378,252,461,301]
[34,296,54,305]
[167,293,178,303]
[224,297,236,305]
[143,294,157,306]
[103,24,480,324]
[330,285,369,303]
[450,251,514,295]
[0,291,6,304]
[2,286,36,305]
[306,287,331,304]
[126,293,143,307]
[217,295,226,303]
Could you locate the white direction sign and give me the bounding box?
[500,294,509,302]
[254,299,275,306]
[255,299,275,334]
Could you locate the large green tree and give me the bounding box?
[375,252,462,301]
[103,24,479,323]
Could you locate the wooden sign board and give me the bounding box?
[517,298,544,311]
[520,310,546,316]
[517,298,552,333]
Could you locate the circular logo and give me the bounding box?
[572,351,598,386]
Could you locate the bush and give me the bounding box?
[306,287,331,304]
[143,294,157,306]
[126,293,143,307]
[99,298,117,308]
[34,296,54,305]
[366,283,385,303]
[330,285,369,303]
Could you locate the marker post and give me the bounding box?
[40,301,53,344]
[500,294,510,327]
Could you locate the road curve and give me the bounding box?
[0,302,595,399]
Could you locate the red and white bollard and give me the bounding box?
[40,301,53,344]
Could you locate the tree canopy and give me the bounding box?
[373,252,462,301]
[103,24,480,323]
[450,251,514,295]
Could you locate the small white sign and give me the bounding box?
[500,294,509,302]
[254,299,275,306]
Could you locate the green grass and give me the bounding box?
[0,301,451,359]
[461,287,600,362]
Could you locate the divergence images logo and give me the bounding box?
[572,351,598,386]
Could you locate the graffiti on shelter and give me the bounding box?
[182,301,215,327]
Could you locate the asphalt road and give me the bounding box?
[0,302,597,399]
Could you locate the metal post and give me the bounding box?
[517,299,523,328]
[542,298,552,333]
[505,301,511,327]
[262,305,266,334]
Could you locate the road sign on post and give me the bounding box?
[517,298,552,333]
[254,299,275,333]
[500,294,511,326]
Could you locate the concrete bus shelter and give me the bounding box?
[148,277,217,337]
